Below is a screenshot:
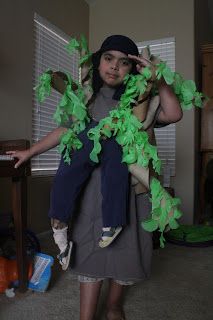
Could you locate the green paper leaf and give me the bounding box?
[159,233,166,248]
[181,101,193,110]
[141,219,158,232]
[194,92,203,107]
[101,127,112,138]
[80,34,88,52]
[122,151,137,164]
[66,38,80,55]
[162,66,174,84]
[181,80,196,105]
[79,53,92,66]
[169,218,179,229]
[172,73,183,95]
[35,71,52,103]
[89,141,102,163]
[141,66,152,80]
[173,209,182,219]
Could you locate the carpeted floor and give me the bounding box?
[0,232,213,320]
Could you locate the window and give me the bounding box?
[32,13,79,175]
[137,37,176,179]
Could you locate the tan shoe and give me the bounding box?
[99,227,122,248]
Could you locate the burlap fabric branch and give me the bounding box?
[34,35,204,247]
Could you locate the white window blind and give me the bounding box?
[32,13,79,176]
[137,37,176,178]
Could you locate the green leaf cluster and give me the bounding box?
[53,83,89,125]
[66,35,92,67]
[154,63,204,110]
[142,178,182,247]
[156,62,174,85]
[58,129,83,164]
[87,74,162,172]
[34,70,52,103]
[172,74,204,109]
[65,38,80,55]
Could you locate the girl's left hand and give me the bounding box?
[128,54,152,73]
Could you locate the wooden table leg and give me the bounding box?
[12,177,28,292]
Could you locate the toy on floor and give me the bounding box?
[28,252,54,292]
[0,256,33,293]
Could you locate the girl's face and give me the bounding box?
[98,50,132,87]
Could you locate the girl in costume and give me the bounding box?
[9,35,184,320]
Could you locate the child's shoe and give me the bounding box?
[99,227,122,248]
[52,226,72,270]
[57,240,73,271]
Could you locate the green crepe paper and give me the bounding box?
[53,84,89,123]
[65,38,80,55]
[87,73,162,173]
[141,177,182,247]
[79,34,88,52]
[51,70,90,159]
[154,64,205,109]
[58,129,83,165]
[156,62,174,85]
[34,70,52,103]
[178,79,203,109]
[79,53,93,66]
[35,36,205,247]
[66,35,93,67]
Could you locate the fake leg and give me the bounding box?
[51,219,73,270]
[99,138,129,248]
[48,133,96,223]
[80,280,103,320]
[106,280,126,320]
[49,125,96,268]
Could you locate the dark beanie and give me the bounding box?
[92,35,139,99]
[97,34,139,56]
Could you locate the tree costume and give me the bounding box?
[35,35,204,247]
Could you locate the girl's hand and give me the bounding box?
[6,149,32,169]
[128,54,152,73]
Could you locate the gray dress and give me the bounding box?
[70,86,153,282]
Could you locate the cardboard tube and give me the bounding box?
[128,164,150,189]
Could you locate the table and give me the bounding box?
[0,140,31,292]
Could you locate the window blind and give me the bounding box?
[32,13,79,175]
[137,37,176,177]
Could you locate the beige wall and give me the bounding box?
[89,0,195,223]
[0,0,89,232]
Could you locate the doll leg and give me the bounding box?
[100,137,129,227]
[49,153,95,269]
[51,219,72,270]
[49,123,97,269]
[99,138,129,247]
[49,132,96,223]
